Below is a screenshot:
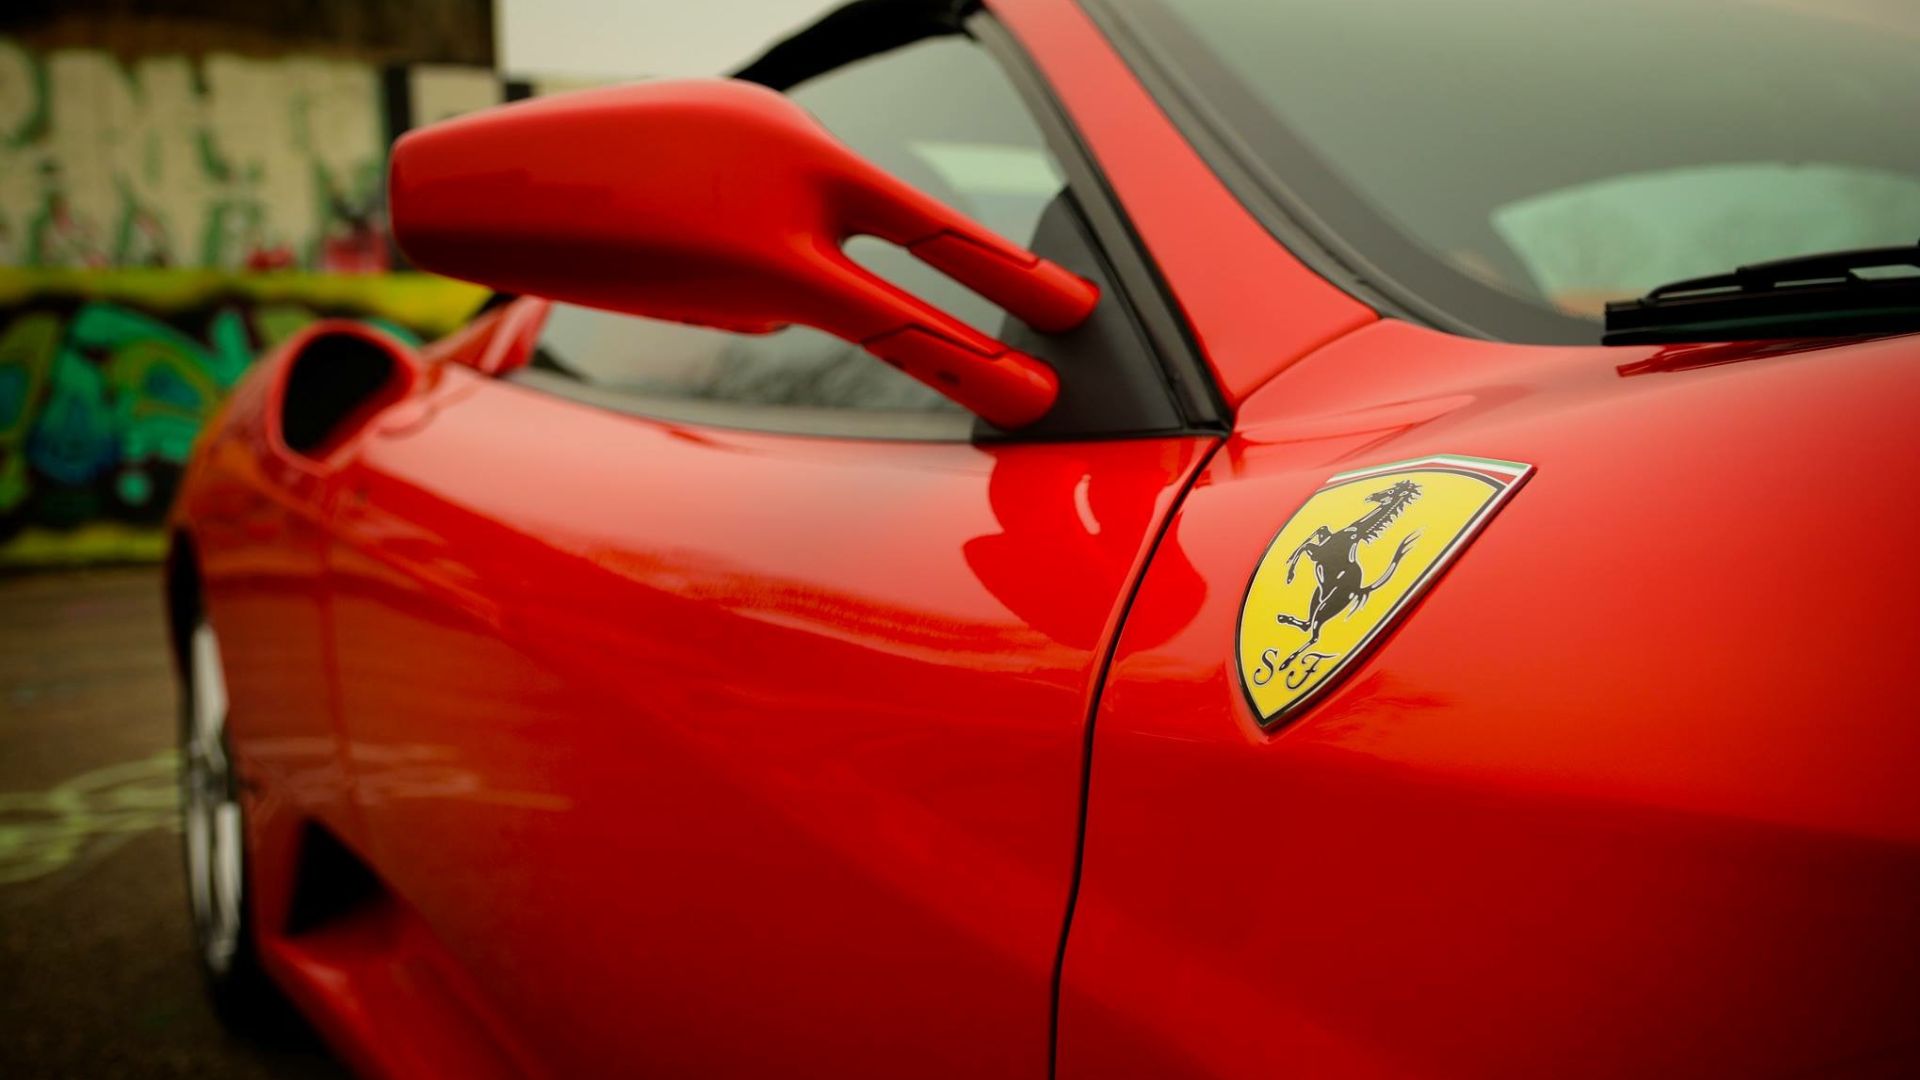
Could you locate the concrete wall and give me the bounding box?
[0,39,547,274]
[0,41,391,272]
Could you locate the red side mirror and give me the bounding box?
[389,78,1098,429]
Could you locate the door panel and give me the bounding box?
[191,365,363,895]
[1055,324,1920,1078]
[324,365,1211,1076]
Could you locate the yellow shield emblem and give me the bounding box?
[1238,454,1532,727]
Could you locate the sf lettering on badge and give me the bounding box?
[1237,455,1532,728]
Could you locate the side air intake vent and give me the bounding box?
[278,330,412,458]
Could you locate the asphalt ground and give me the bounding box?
[0,568,347,1079]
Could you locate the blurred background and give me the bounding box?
[0,1,825,1074]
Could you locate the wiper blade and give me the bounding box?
[1603,240,1920,345]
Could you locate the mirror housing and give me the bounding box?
[389,78,1098,429]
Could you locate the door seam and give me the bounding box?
[1048,433,1224,1078]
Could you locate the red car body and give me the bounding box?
[168,0,1920,1075]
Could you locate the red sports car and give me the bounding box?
[167,0,1920,1075]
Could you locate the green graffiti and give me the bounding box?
[0,312,59,510]
[74,301,251,388]
[0,751,179,885]
[28,344,114,488]
[0,271,484,558]
[206,305,253,370]
[2,296,419,536]
[75,302,244,469]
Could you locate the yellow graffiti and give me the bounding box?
[0,523,169,567]
[0,750,179,885]
[0,270,488,337]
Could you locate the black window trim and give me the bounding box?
[967,8,1228,435]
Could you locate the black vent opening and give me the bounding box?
[279,333,407,457]
[283,824,388,936]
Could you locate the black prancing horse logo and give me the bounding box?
[1269,479,1424,674]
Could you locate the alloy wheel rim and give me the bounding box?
[183,621,243,975]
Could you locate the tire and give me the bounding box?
[179,615,285,1028]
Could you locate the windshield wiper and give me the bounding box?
[1603,241,1920,345]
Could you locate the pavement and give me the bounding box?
[0,568,347,1079]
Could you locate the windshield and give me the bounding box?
[1106,0,1920,343]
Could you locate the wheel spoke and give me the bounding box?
[210,802,244,969]
[184,800,212,921]
[184,618,244,975]
[190,624,228,743]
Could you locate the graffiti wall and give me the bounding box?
[0,270,483,565]
[0,38,527,564]
[0,39,391,272]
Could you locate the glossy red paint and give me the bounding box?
[182,295,1213,1073]
[165,0,1920,1075]
[391,78,1095,429]
[417,297,548,377]
[1057,320,1920,1077]
[319,378,1207,1076]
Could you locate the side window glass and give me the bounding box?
[521,37,1067,424]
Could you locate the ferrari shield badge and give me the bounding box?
[1237,454,1533,727]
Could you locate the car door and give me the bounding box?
[322,23,1216,1078]
[188,334,374,898]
